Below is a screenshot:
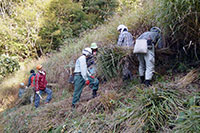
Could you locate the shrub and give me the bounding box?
[0,55,20,79]
[155,0,200,60]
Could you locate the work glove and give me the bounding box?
[36,91,40,95]
[90,76,95,79]
[85,80,90,85]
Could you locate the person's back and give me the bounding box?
[117,25,134,81]
[136,27,163,86]
[137,31,163,49]
[28,70,36,88]
[35,70,47,91]
[118,30,134,47]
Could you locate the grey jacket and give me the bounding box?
[117,31,134,47]
[137,31,163,49]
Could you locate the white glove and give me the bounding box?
[36,91,43,99]
[36,91,40,95]
[25,86,28,89]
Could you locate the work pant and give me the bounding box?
[35,87,52,108]
[137,47,155,80]
[72,75,99,105]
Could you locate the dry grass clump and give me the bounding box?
[79,90,120,114]
[97,46,138,80]
[111,88,184,133]
[15,87,34,107]
[175,69,199,89]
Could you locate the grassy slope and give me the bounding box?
[0,1,200,132]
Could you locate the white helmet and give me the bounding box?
[117,24,128,32]
[150,27,161,33]
[82,47,92,56]
[20,83,24,86]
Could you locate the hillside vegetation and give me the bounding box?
[0,0,200,132]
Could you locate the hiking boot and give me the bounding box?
[140,76,145,84]
[144,80,151,87]
[92,90,97,98]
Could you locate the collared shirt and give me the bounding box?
[74,55,90,80]
[117,31,134,47]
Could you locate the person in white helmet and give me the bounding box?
[18,83,26,98]
[72,47,99,108]
[136,27,164,86]
[117,24,134,47]
[117,24,134,81]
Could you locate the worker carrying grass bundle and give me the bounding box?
[72,47,99,108]
[134,27,163,86]
[34,64,52,108]
[18,83,26,98]
[117,24,134,81]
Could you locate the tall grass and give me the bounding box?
[155,0,200,60]
[111,88,184,132]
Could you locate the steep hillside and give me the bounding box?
[0,0,200,132]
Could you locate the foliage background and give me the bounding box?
[0,0,118,77]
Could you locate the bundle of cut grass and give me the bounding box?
[15,87,34,107]
[112,88,183,132]
[175,68,199,89]
[97,46,137,80]
[80,90,120,114]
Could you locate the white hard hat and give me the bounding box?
[150,27,161,33]
[82,47,92,56]
[117,24,128,32]
[20,83,24,86]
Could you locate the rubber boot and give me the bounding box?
[92,90,97,98]
[140,76,145,84]
[71,104,75,108]
[144,80,151,87]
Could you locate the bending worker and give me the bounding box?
[136,27,163,86]
[117,24,134,81]
[72,47,99,108]
[117,24,134,47]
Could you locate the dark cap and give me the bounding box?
[30,69,35,73]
